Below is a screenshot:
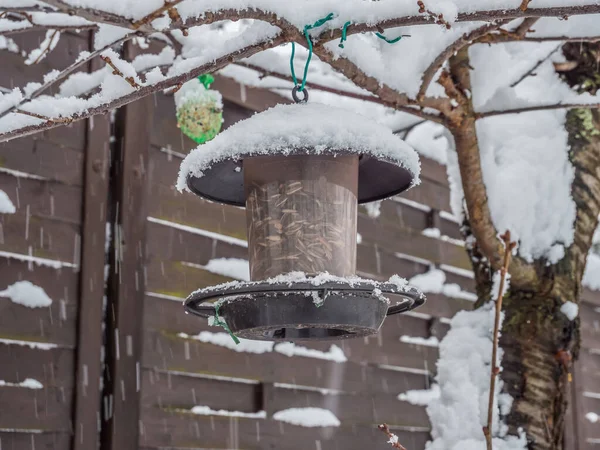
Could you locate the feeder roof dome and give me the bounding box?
[177,102,421,192]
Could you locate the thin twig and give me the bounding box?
[31,30,59,64]
[15,108,72,123]
[417,20,511,100]
[477,102,600,118]
[417,0,452,29]
[0,33,134,121]
[510,44,561,87]
[131,0,185,29]
[99,55,141,89]
[378,424,408,450]
[520,0,532,12]
[483,230,516,450]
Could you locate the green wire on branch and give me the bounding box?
[290,13,409,93]
[175,73,223,144]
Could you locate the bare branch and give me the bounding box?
[30,30,59,65]
[513,17,539,36]
[510,44,561,88]
[312,45,448,123]
[483,231,515,450]
[0,21,96,36]
[15,108,73,123]
[235,62,399,108]
[0,34,287,142]
[477,102,600,118]
[100,55,141,89]
[417,20,511,100]
[417,0,452,29]
[0,32,135,121]
[131,0,185,30]
[40,0,151,31]
[378,424,408,450]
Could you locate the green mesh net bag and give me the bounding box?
[175,74,223,144]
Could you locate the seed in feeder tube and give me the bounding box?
[266,235,282,242]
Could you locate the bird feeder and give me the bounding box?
[178,103,425,341]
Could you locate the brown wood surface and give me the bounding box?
[101,42,152,450]
[0,431,71,450]
[0,385,72,431]
[139,407,430,450]
[72,41,112,450]
[0,343,74,387]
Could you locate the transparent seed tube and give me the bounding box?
[244,154,358,281]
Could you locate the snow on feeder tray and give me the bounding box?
[177,102,425,342]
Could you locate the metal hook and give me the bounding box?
[292,85,309,103]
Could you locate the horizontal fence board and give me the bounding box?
[0,138,84,186]
[139,407,430,450]
[0,432,71,450]
[0,172,82,224]
[0,259,79,305]
[0,210,80,264]
[269,384,429,427]
[0,298,77,347]
[143,330,435,395]
[141,369,260,413]
[0,385,72,431]
[0,344,74,388]
[358,215,470,271]
[403,179,451,214]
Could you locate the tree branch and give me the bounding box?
[509,44,561,88]
[378,424,407,450]
[483,230,515,450]
[131,0,185,30]
[0,32,136,121]
[311,45,448,122]
[477,102,600,118]
[99,54,141,89]
[417,20,511,100]
[0,34,287,142]
[445,46,538,287]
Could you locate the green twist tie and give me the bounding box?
[290,12,335,92]
[198,73,214,89]
[375,32,408,44]
[338,21,351,48]
[211,302,240,344]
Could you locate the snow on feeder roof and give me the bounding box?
[179,101,425,342]
[177,102,421,205]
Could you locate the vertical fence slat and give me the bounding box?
[102,42,152,450]
[72,37,112,450]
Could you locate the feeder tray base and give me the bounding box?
[184,280,424,342]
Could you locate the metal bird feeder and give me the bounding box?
[179,102,425,342]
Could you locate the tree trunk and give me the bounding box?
[500,286,577,449]
[447,43,600,450]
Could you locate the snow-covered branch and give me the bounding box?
[0,32,286,142]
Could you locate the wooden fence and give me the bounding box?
[1,31,600,450]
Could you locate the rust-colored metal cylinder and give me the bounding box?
[244,154,358,281]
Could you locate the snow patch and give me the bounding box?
[410,268,477,301]
[202,258,250,281]
[491,271,511,300]
[0,378,43,389]
[398,384,440,406]
[190,405,266,419]
[275,342,347,363]
[0,190,15,213]
[0,281,53,308]
[365,201,382,219]
[400,335,440,348]
[0,338,57,350]
[426,303,526,450]
[560,302,579,321]
[586,412,599,423]
[273,407,340,428]
[178,331,274,354]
